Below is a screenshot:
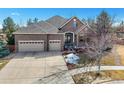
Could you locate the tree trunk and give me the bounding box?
[97,55,102,75]
[97,60,101,75]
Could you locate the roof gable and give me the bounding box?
[59,16,86,29]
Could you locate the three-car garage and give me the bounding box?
[14,34,64,52]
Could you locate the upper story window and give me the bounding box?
[72,19,77,29]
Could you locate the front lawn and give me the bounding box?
[116,45,124,65]
[66,51,116,70]
[100,52,116,66]
[65,45,124,70]
[79,52,116,66]
[73,70,124,84]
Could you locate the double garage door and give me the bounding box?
[18,40,44,52]
[18,40,61,52]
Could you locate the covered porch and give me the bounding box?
[64,32,92,49]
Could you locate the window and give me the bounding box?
[72,19,77,29]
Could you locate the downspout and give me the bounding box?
[47,34,49,51]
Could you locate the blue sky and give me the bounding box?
[0,8,124,28]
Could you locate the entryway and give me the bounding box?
[65,32,74,44]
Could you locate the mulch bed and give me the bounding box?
[66,63,77,70]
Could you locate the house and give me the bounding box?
[115,24,124,44]
[116,26,124,39]
[13,16,95,52]
[115,21,124,39]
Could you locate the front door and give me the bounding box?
[65,33,73,44]
[64,33,74,49]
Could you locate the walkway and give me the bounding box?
[36,66,124,84]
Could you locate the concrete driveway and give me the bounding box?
[0,52,70,84]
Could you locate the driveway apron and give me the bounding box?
[0,52,74,84]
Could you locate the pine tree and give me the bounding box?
[27,18,33,26]
[33,18,38,23]
[2,17,17,45]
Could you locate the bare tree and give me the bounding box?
[82,11,114,75]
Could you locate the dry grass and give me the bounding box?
[73,70,124,84]
[101,45,124,66]
[101,52,115,66]
[108,70,124,80]
[116,45,124,65]
[78,50,115,66]
[0,60,9,70]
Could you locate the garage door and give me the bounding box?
[49,40,61,51]
[18,40,44,52]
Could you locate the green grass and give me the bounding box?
[0,60,9,70]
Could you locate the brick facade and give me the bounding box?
[15,34,64,52]
[14,16,93,52]
[59,17,84,33]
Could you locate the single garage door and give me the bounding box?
[18,40,44,52]
[49,40,61,51]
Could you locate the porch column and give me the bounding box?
[77,34,79,46]
[73,33,75,43]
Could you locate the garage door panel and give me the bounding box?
[49,40,61,51]
[18,40,44,52]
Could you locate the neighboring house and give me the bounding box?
[115,25,124,44]
[116,21,124,39]
[116,27,124,39]
[13,16,95,52]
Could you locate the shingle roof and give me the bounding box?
[13,21,59,34]
[13,15,90,34]
[46,15,67,28]
[14,15,67,34]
